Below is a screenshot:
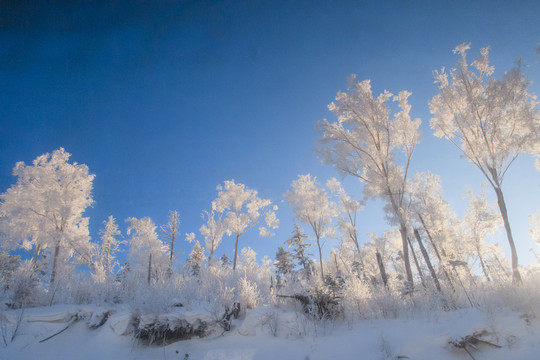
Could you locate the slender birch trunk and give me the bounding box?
[414,229,441,292]
[376,250,388,288]
[492,185,522,284]
[408,237,426,289]
[233,233,240,271]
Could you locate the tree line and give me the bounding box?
[1,44,539,311]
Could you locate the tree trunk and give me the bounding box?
[476,247,491,282]
[492,253,511,280]
[147,253,152,284]
[408,237,426,289]
[169,231,176,269]
[418,214,442,261]
[104,245,111,275]
[492,186,522,284]
[376,250,388,288]
[418,213,456,292]
[233,233,240,271]
[32,244,42,269]
[414,229,441,292]
[399,225,414,288]
[50,242,61,285]
[208,243,215,264]
[333,252,340,274]
[316,234,325,281]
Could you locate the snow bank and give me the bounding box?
[1,304,539,360]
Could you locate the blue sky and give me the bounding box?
[1,1,540,268]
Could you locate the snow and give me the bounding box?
[2,304,539,360]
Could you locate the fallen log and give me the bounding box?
[277,293,340,318]
[218,302,241,331]
[135,317,208,345]
[449,330,501,360]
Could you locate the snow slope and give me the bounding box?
[1,304,539,360]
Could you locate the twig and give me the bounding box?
[463,347,476,360]
[39,316,77,343]
[10,306,25,342]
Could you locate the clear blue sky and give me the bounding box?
[1,1,539,268]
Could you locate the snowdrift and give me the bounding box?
[1,304,540,360]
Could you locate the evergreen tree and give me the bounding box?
[187,240,206,276]
[274,246,294,277]
[286,224,313,278]
[285,174,337,280]
[219,253,231,268]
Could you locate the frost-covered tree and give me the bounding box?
[219,253,232,268]
[430,43,540,283]
[408,172,462,289]
[126,217,167,284]
[274,246,294,278]
[285,174,338,280]
[529,209,540,250]
[318,78,421,286]
[326,177,364,252]
[187,240,206,276]
[461,189,501,282]
[238,247,258,274]
[200,210,226,263]
[365,230,402,287]
[161,210,180,271]
[286,223,312,277]
[0,148,94,285]
[0,252,19,286]
[212,180,279,270]
[94,215,122,283]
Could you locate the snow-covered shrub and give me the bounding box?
[8,260,41,309]
[476,271,540,316]
[341,276,372,321]
[237,276,261,310]
[129,275,184,314]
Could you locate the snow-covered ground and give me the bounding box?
[1,303,539,360]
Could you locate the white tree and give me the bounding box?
[364,230,402,287]
[408,172,463,289]
[187,240,206,276]
[126,217,167,284]
[285,174,338,280]
[161,210,180,271]
[274,246,294,278]
[286,223,312,277]
[200,210,226,263]
[94,215,122,283]
[212,180,279,270]
[326,177,364,253]
[529,209,540,250]
[0,148,94,285]
[318,77,421,286]
[461,189,501,282]
[430,43,539,283]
